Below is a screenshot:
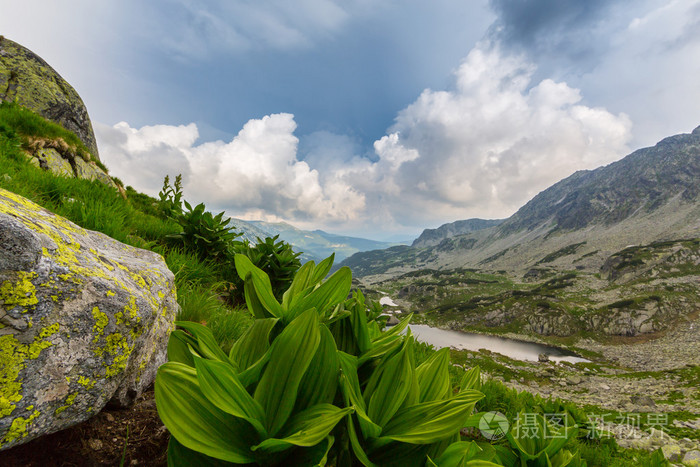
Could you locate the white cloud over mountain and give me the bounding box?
[97,114,365,225]
[98,45,632,233]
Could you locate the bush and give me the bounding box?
[229,235,301,303]
[155,254,491,466]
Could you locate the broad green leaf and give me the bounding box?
[254,308,321,436]
[229,318,278,370]
[492,445,518,466]
[416,348,451,402]
[193,356,267,437]
[235,254,285,318]
[289,267,352,320]
[460,366,481,391]
[506,412,577,461]
[373,313,412,343]
[309,253,335,286]
[275,436,335,467]
[379,390,484,444]
[338,352,382,438]
[329,313,359,355]
[358,333,402,365]
[174,321,229,362]
[155,362,258,463]
[431,441,503,467]
[282,260,315,309]
[401,335,421,409]
[244,274,269,319]
[346,414,378,467]
[167,329,197,367]
[251,404,353,452]
[358,313,413,365]
[238,347,272,388]
[365,336,414,427]
[295,324,339,411]
[166,436,233,467]
[349,293,371,354]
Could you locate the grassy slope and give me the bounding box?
[0,105,662,466]
[0,105,252,352]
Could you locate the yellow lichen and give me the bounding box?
[91,306,108,342]
[97,333,132,378]
[2,408,40,445]
[106,290,115,297]
[54,392,77,416]
[0,322,58,418]
[38,322,60,339]
[76,375,95,390]
[0,271,38,310]
[124,296,140,323]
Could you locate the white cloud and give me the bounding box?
[98,44,632,234]
[97,114,365,226]
[579,0,700,147]
[335,44,632,228]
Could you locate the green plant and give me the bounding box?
[155,254,488,466]
[158,174,184,219]
[504,411,583,466]
[166,199,241,263]
[230,235,301,302]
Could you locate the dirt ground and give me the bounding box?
[0,388,168,466]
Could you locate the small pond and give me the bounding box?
[408,324,588,364]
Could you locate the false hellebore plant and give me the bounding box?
[155,254,503,466]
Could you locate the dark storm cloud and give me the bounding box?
[487,0,628,65]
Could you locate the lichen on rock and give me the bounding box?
[0,188,177,450]
[0,36,100,161]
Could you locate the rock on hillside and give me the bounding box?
[412,218,503,248]
[0,36,100,160]
[0,188,177,450]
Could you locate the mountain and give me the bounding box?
[228,218,407,263]
[340,125,700,280]
[412,218,504,248]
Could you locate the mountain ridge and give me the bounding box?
[340,125,700,280]
[411,218,504,248]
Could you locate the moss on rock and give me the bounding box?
[0,37,100,160]
[0,187,177,450]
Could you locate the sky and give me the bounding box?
[2,0,699,240]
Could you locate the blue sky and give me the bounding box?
[2,0,700,240]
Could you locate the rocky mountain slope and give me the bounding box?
[342,125,700,280]
[411,218,503,248]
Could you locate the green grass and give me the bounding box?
[0,100,94,161]
[0,104,252,351]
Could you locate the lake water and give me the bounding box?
[379,295,587,363]
[408,324,588,363]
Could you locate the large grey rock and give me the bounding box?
[0,36,100,160]
[0,188,177,450]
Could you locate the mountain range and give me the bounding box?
[227,218,408,263]
[340,125,700,280]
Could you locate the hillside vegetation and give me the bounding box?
[0,104,677,465]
